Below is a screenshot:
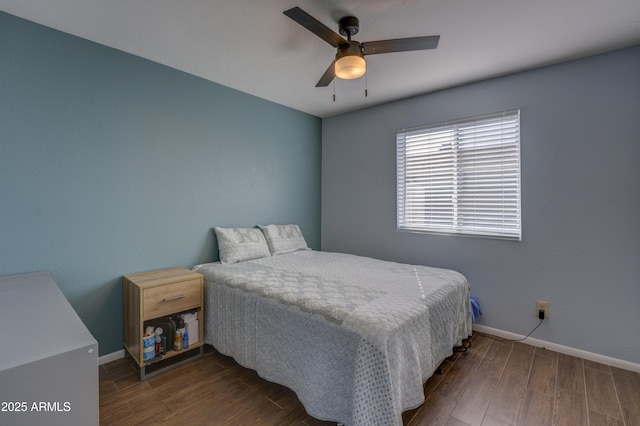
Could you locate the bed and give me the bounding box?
[193,225,472,425]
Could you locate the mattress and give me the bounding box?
[194,250,472,425]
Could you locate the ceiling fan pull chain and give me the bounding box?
[365,62,368,98]
[333,79,336,102]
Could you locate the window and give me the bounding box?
[396,110,521,240]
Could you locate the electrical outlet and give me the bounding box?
[536,300,549,319]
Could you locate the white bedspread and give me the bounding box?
[194,250,472,425]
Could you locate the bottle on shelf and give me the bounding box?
[182,328,189,349]
[174,330,182,351]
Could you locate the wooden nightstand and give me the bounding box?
[123,267,204,379]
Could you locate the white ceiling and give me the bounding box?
[2,0,639,117]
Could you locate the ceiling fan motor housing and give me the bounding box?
[336,41,364,60]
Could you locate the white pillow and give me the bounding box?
[258,224,310,255]
[214,227,271,264]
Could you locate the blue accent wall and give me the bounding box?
[322,46,640,364]
[0,12,321,355]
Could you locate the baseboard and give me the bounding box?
[98,349,125,365]
[473,324,640,373]
[98,329,640,373]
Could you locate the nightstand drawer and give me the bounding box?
[143,278,202,319]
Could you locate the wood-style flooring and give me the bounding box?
[99,333,640,425]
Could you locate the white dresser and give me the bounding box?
[0,272,98,426]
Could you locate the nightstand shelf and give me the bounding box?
[123,267,204,380]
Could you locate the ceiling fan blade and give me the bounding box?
[316,60,336,87]
[362,36,440,55]
[284,7,348,48]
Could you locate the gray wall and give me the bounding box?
[0,12,322,355]
[322,46,640,364]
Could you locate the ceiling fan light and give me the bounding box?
[335,42,366,80]
[335,54,366,79]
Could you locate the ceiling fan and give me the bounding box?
[283,6,440,87]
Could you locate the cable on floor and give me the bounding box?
[485,318,544,343]
[452,338,472,352]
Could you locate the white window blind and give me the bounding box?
[397,110,521,240]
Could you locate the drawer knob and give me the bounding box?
[162,294,186,302]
